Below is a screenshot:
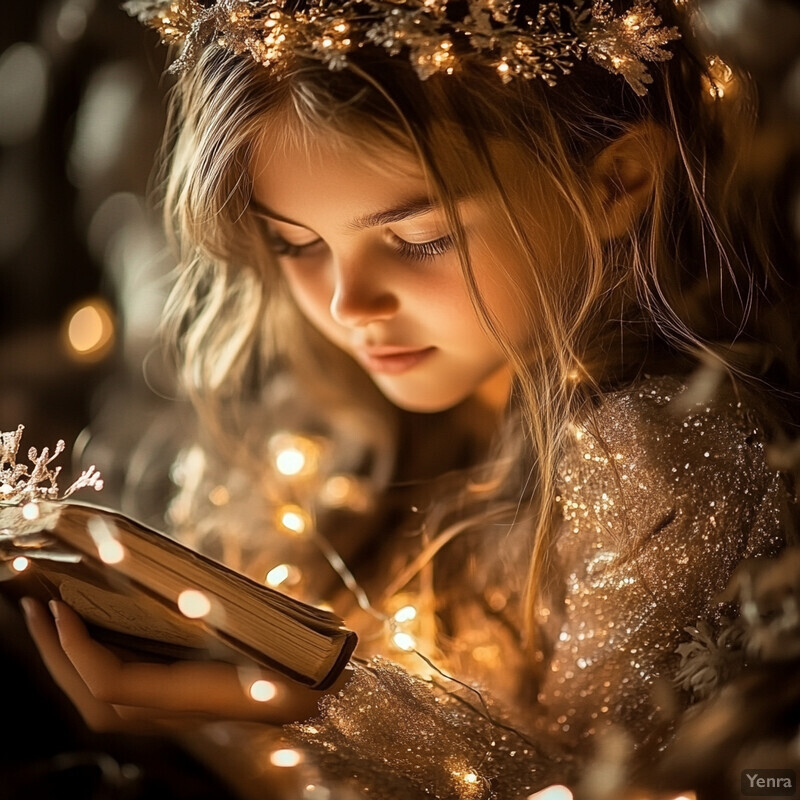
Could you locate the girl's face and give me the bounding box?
[250,133,536,412]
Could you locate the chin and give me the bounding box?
[374,382,468,414]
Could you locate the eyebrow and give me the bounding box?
[249,196,440,231]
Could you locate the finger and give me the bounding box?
[51,600,330,723]
[21,597,131,733]
[51,600,272,716]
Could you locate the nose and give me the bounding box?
[329,255,399,327]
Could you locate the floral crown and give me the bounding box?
[125,0,680,96]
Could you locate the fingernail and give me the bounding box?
[48,600,60,621]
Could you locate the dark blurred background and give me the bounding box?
[0,0,798,798]
[1,0,168,449]
[0,4,237,797]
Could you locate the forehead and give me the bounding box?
[250,126,433,225]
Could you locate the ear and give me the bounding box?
[589,121,676,240]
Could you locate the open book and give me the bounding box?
[0,500,357,690]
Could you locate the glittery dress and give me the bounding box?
[282,376,791,799]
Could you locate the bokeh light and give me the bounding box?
[63,297,115,361]
[177,589,212,619]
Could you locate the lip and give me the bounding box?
[357,346,436,375]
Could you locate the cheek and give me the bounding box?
[469,238,529,345]
[281,265,334,328]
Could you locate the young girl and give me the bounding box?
[22,0,799,797]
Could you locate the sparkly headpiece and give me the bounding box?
[125,0,680,96]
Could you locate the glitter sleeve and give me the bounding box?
[287,378,790,798]
[537,377,787,753]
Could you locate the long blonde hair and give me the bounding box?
[157,1,789,661]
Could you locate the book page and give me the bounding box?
[57,575,211,648]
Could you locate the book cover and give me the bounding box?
[0,499,357,690]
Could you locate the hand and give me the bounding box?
[21,597,345,733]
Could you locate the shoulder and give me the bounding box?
[558,374,789,561]
[573,374,775,487]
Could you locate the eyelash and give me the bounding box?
[391,234,453,262]
[268,233,453,262]
[269,235,324,259]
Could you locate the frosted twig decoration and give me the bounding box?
[0,425,103,505]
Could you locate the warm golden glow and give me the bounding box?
[320,475,351,503]
[177,589,212,618]
[249,679,277,702]
[277,505,311,536]
[704,56,736,102]
[63,298,114,361]
[392,631,417,652]
[11,556,29,572]
[208,485,230,506]
[393,605,417,623]
[266,563,290,586]
[270,748,302,767]
[88,517,124,564]
[319,474,370,511]
[526,785,573,800]
[270,433,321,478]
[275,447,306,476]
[265,563,301,587]
[97,538,125,564]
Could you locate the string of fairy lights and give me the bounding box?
[2,422,719,798]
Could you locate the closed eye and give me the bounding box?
[391,234,453,262]
[269,233,325,259]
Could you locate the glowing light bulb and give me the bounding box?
[277,505,311,536]
[393,605,418,623]
[270,749,302,767]
[275,448,306,476]
[526,785,573,800]
[98,538,125,564]
[249,679,277,702]
[88,517,124,564]
[22,503,40,520]
[463,772,478,784]
[392,631,416,651]
[269,433,320,478]
[177,589,212,619]
[12,556,29,572]
[282,510,305,534]
[63,298,114,361]
[266,564,290,586]
[266,563,301,587]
